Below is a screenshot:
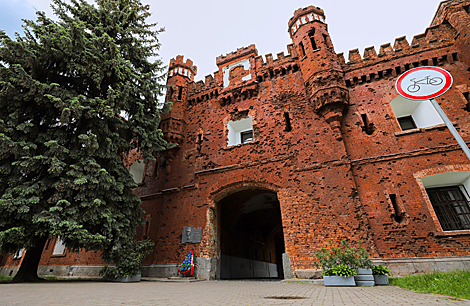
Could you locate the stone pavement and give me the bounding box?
[0,279,469,306]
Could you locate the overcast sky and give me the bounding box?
[1,0,444,81]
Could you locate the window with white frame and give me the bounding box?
[227,116,253,146]
[53,236,66,255]
[421,172,470,231]
[13,248,25,259]
[129,159,145,184]
[390,96,444,131]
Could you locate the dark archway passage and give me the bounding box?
[218,189,285,279]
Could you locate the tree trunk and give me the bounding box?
[12,237,48,283]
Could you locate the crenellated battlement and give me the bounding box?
[340,23,457,68]
[169,55,197,81]
[184,43,306,108]
[216,44,258,67]
[288,5,325,37]
[335,20,462,90]
[290,5,324,21]
[186,43,301,106]
[393,36,410,51]
[254,44,297,68]
[177,4,462,107]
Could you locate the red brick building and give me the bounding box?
[2,0,470,279]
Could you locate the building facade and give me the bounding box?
[2,0,470,279]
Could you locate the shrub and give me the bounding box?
[323,264,357,277]
[372,265,391,275]
[356,240,373,269]
[100,239,154,280]
[314,240,358,270]
[315,239,373,271]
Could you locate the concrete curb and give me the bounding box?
[281,278,324,285]
[142,277,206,283]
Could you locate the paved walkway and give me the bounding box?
[0,279,469,306]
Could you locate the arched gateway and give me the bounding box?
[216,188,285,279]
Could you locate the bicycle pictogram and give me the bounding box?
[407,76,443,93]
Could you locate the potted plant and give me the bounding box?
[372,265,391,285]
[354,241,375,286]
[315,240,358,286]
[100,239,154,282]
[322,264,357,286]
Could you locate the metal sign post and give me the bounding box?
[396,66,470,161]
[429,98,470,160]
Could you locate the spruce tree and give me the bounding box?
[0,0,170,282]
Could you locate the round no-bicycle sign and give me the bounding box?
[394,66,470,161]
[396,66,453,100]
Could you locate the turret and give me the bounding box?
[161,55,197,144]
[289,6,349,140]
[431,0,470,66]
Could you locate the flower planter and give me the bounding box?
[111,273,141,283]
[354,268,374,287]
[323,276,356,286]
[373,274,389,285]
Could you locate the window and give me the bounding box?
[177,87,183,100]
[308,29,317,50]
[389,194,405,223]
[298,42,305,58]
[397,115,416,131]
[53,236,66,255]
[227,115,253,146]
[129,159,145,184]
[426,187,470,231]
[142,215,151,240]
[360,113,375,135]
[463,91,470,111]
[284,112,292,132]
[421,171,470,231]
[390,96,443,131]
[13,248,25,259]
[241,130,253,143]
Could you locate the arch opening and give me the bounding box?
[218,188,285,279]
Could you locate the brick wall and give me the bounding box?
[3,0,470,276]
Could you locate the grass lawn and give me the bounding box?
[0,275,57,282]
[0,275,13,281]
[390,270,470,300]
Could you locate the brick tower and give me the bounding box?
[288,6,349,141]
[161,55,197,144]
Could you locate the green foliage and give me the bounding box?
[372,264,391,275]
[0,0,170,260]
[315,240,355,270]
[100,239,154,279]
[315,239,372,270]
[390,270,470,300]
[0,275,13,281]
[356,240,373,269]
[323,264,357,277]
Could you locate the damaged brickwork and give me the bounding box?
[3,0,470,279]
